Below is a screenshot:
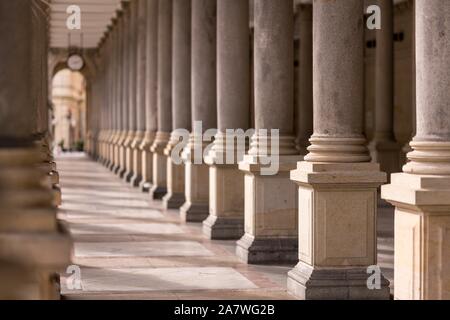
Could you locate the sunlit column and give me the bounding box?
[203,0,250,239]
[124,0,139,182]
[139,0,159,192]
[180,0,217,222]
[162,0,192,208]
[118,1,131,178]
[382,0,450,300]
[130,0,148,187]
[149,0,173,199]
[287,0,389,299]
[236,0,301,264]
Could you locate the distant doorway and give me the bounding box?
[51,69,86,154]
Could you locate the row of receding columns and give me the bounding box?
[89,0,449,299]
[0,0,72,299]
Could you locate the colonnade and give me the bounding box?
[86,0,449,300]
[0,0,447,300]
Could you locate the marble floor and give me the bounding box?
[56,153,394,300]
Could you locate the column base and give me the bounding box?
[203,215,244,240]
[162,192,185,209]
[118,166,127,179]
[130,174,143,188]
[162,153,186,210]
[180,160,210,223]
[236,233,297,264]
[123,143,135,182]
[382,173,450,300]
[123,170,134,183]
[111,163,121,173]
[149,186,167,200]
[287,262,390,300]
[180,201,209,222]
[203,164,245,240]
[238,155,301,264]
[149,149,168,200]
[139,181,152,193]
[107,159,115,171]
[289,161,388,298]
[140,147,154,193]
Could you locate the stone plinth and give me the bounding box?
[203,163,245,240]
[130,131,145,187]
[236,155,301,264]
[180,139,210,223]
[149,132,170,200]
[382,170,450,299]
[287,162,390,299]
[139,131,156,192]
[162,137,186,209]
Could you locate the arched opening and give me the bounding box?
[51,69,87,154]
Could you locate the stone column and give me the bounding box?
[139,0,159,192]
[150,0,173,199]
[287,0,389,299]
[203,0,249,239]
[118,2,131,178]
[97,36,108,165]
[130,0,148,187]
[162,0,191,209]
[401,0,416,165]
[101,31,112,167]
[0,0,71,299]
[124,0,139,182]
[368,0,401,175]
[236,0,301,264]
[180,0,217,222]
[107,22,117,170]
[100,31,109,165]
[382,0,450,300]
[112,11,124,173]
[295,3,313,156]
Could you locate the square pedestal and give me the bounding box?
[130,148,143,187]
[111,144,121,173]
[236,156,301,264]
[382,173,450,300]
[162,159,186,209]
[287,162,390,300]
[139,150,153,192]
[124,146,135,182]
[149,152,168,200]
[203,165,245,240]
[118,146,127,178]
[180,162,209,222]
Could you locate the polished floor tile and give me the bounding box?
[75,241,214,258]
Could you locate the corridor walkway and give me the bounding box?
[57,153,294,299]
[57,153,394,300]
